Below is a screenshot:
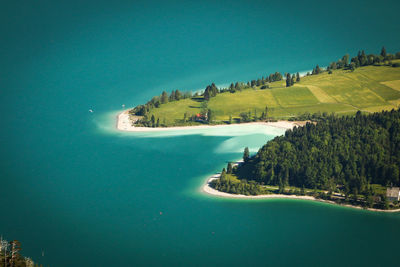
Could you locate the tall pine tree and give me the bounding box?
[381,46,387,58]
[286,73,291,87]
[243,147,250,162]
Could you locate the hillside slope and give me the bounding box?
[137,61,400,126]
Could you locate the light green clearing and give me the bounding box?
[147,64,400,124]
[381,80,400,91]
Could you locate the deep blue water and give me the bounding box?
[1,0,400,266]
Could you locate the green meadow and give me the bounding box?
[146,62,400,124]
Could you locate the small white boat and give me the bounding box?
[89,109,93,113]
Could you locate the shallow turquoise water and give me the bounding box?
[1,0,400,266]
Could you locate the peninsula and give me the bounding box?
[122,48,400,129]
[205,107,400,212]
[117,110,304,132]
[118,48,400,212]
[202,171,400,213]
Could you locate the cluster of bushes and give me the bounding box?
[305,47,400,75]
[285,72,300,87]
[247,72,283,89]
[287,112,330,122]
[238,106,270,123]
[210,173,267,196]
[327,47,400,73]
[130,89,193,116]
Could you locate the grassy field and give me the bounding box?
[144,62,400,125]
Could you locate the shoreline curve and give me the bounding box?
[116,110,304,132]
[202,174,400,213]
[116,109,400,213]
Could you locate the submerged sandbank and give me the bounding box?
[116,110,304,132]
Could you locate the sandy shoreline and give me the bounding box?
[117,110,400,212]
[202,174,400,213]
[116,110,303,132]
[202,175,316,200]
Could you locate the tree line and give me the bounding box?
[130,70,283,126]
[308,47,400,75]
[131,89,193,117]
[131,70,284,118]
[285,72,300,87]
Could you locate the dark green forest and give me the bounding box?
[212,109,400,209]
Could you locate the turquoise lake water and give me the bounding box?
[1,0,400,266]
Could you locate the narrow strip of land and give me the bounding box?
[202,174,400,213]
[117,110,305,132]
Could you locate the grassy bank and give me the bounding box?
[142,61,400,126]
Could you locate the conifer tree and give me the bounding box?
[349,62,356,71]
[278,177,284,194]
[243,147,250,162]
[359,50,367,66]
[203,89,210,101]
[315,65,321,74]
[221,168,226,176]
[169,90,176,102]
[381,46,387,58]
[229,83,235,93]
[207,109,214,123]
[296,72,300,82]
[235,82,242,91]
[286,73,291,87]
[175,89,182,100]
[161,91,168,104]
[227,162,233,174]
[342,54,349,67]
[210,83,218,96]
